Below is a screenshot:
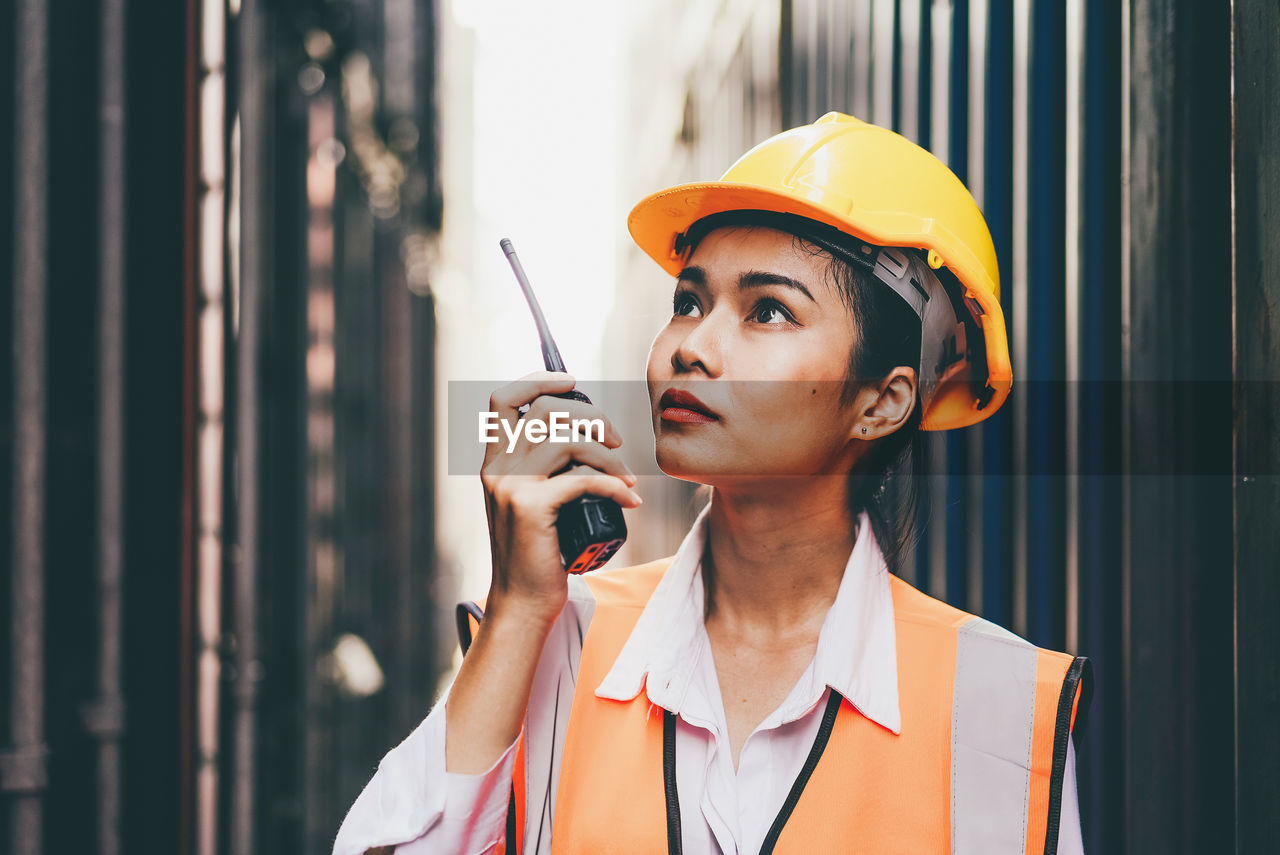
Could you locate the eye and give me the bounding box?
[748,298,796,325]
[673,290,703,318]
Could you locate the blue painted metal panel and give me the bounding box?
[1025,0,1067,650]
[1077,1,1123,852]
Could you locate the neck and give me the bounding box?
[701,477,857,641]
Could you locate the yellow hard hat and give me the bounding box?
[628,111,1009,431]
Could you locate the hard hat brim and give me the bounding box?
[627,180,1011,431]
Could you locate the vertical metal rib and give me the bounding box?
[1063,0,1085,655]
[195,2,228,853]
[1010,0,1030,638]
[233,0,264,851]
[931,0,962,606]
[871,0,896,128]
[90,0,129,852]
[897,0,921,143]
[303,94,339,855]
[805,0,820,120]
[8,1,49,853]
[851,0,873,120]
[829,0,848,112]
[965,0,988,616]
[1118,0,1134,836]
[923,0,949,602]
[968,0,988,200]
[929,0,952,165]
[178,0,201,843]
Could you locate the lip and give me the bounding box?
[658,388,719,423]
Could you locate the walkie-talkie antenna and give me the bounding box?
[498,237,628,573]
[500,238,566,373]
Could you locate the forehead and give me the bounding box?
[683,225,840,298]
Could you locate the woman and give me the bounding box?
[335,113,1089,855]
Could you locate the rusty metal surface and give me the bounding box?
[93,0,128,853]
[7,1,49,853]
[232,0,267,852]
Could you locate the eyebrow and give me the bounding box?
[677,266,816,303]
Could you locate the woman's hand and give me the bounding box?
[445,371,640,776]
[480,371,641,627]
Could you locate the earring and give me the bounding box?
[861,426,868,434]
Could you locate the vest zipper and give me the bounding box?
[663,709,684,855]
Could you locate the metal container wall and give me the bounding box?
[0,0,443,852]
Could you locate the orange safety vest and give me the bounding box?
[459,557,1090,855]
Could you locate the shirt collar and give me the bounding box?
[594,503,902,735]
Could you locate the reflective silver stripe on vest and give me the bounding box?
[950,617,1040,855]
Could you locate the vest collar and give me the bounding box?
[593,504,902,736]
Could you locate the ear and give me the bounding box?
[853,367,917,440]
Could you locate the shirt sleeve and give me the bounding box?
[331,691,518,855]
[1054,733,1084,855]
[332,577,595,855]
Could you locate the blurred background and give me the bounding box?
[1,0,1278,853]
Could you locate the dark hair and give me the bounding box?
[823,247,926,575]
[680,211,927,573]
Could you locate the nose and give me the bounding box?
[671,311,724,377]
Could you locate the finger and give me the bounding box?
[488,372,576,426]
[512,438,637,485]
[522,395,623,448]
[531,471,642,513]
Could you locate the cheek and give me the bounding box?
[732,319,854,383]
[734,382,846,445]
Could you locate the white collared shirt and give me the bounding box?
[333,507,1083,854]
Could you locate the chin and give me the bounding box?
[654,438,799,486]
[655,433,854,487]
[653,440,712,485]
[653,435,753,486]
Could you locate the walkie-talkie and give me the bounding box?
[500,238,628,573]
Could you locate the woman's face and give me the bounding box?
[646,226,868,485]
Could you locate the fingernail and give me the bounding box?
[629,490,643,505]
